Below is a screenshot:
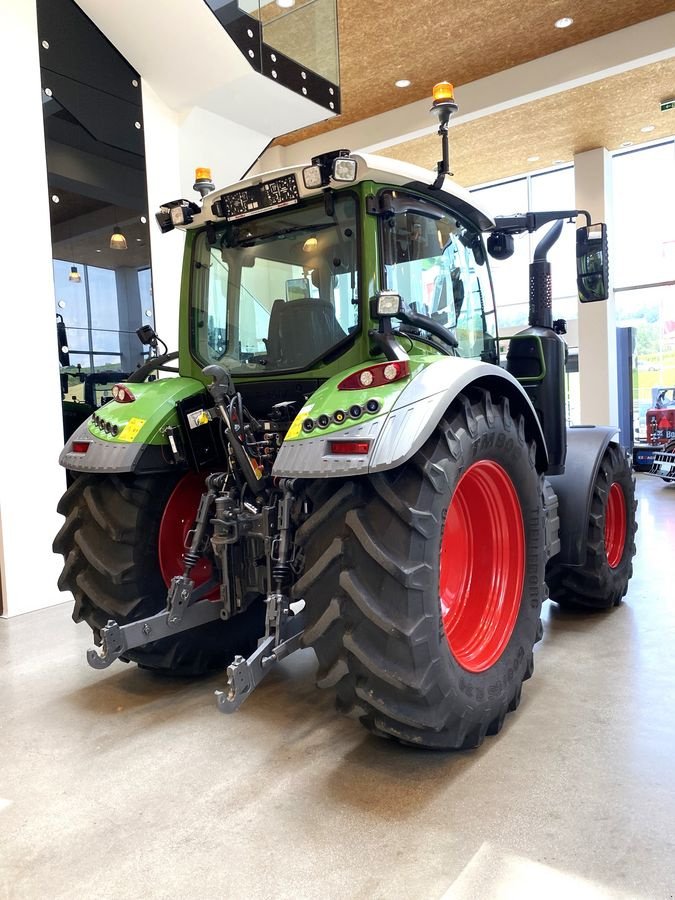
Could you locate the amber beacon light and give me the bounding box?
[429,80,459,189]
[432,81,455,105]
[193,166,215,197]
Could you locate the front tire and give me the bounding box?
[53,472,265,675]
[547,443,637,610]
[294,389,547,749]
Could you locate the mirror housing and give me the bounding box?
[487,230,515,261]
[577,223,609,302]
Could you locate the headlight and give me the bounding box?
[332,157,357,182]
[302,165,323,189]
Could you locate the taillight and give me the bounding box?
[337,361,410,390]
[329,440,370,455]
[112,384,136,403]
[72,441,90,454]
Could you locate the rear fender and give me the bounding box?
[546,426,620,566]
[273,357,548,477]
[59,376,205,474]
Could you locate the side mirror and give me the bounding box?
[577,223,609,302]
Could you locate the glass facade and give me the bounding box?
[613,141,675,441]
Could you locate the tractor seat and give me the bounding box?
[267,298,346,368]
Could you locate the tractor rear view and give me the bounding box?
[53,84,637,749]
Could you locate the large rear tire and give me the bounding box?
[53,472,265,675]
[546,443,637,610]
[294,389,547,749]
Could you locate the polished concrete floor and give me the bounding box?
[1,474,674,900]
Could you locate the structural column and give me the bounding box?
[574,148,619,428]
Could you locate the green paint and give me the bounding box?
[87,376,205,445]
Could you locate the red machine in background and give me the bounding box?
[644,388,675,483]
[646,388,675,445]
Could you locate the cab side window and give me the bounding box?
[380,192,495,359]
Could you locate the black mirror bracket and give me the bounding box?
[429,99,459,191]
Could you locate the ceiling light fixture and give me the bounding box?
[620,141,634,148]
[527,155,540,163]
[276,0,295,7]
[68,265,81,284]
[303,237,318,252]
[554,16,573,28]
[553,159,565,165]
[51,194,59,203]
[110,226,128,250]
[395,79,411,88]
[640,125,655,133]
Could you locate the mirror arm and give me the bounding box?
[397,309,459,349]
[369,328,410,362]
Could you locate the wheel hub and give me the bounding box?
[439,460,525,673]
[604,481,627,569]
[158,472,218,597]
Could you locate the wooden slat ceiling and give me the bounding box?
[277,0,675,146]
[377,59,675,187]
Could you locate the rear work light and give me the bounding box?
[337,360,410,390]
[72,441,90,454]
[112,384,136,403]
[329,441,370,455]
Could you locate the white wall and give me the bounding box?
[0,0,67,616]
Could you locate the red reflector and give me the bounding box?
[112,383,136,403]
[329,441,370,455]
[338,360,410,390]
[72,441,90,454]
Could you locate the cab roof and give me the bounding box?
[186,151,495,233]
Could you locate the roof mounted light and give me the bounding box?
[155,199,200,233]
[193,166,215,197]
[302,149,358,190]
[302,165,323,189]
[332,156,357,182]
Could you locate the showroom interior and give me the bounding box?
[1,0,674,897]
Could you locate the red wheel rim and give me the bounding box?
[604,482,627,569]
[158,472,218,598]
[439,460,525,673]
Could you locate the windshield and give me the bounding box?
[380,192,497,360]
[190,193,359,375]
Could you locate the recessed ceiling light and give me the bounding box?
[96,249,102,252]
[140,216,147,224]
[620,141,634,148]
[640,125,655,133]
[553,159,565,165]
[51,194,59,203]
[136,238,143,242]
[276,0,295,7]
[395,79,411,88]
[554,17,573,28]
[527,155,540,163]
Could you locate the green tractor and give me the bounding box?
[54,86,636,749]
